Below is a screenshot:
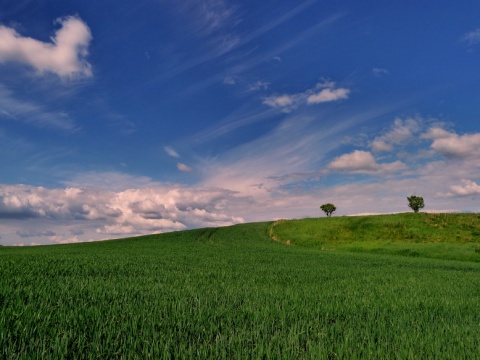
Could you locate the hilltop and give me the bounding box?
[269,212,480,262]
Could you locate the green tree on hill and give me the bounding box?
[320,203,336,217]
[407,195,425,213]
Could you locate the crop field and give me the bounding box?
[1,218,480,358]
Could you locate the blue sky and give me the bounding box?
[1,0,480,245]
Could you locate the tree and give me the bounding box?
[320,203,336,217]
[407,195,425,213]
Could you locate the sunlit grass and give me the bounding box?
[1,221,479,358]
[271,212,480,262]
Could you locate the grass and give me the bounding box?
[1,218,480,358]
[270,212,480,262]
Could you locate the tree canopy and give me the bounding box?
[320,203,336,217]
[407,195,425,213]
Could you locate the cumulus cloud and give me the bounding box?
[0,180,245,244]
[329,150,377,172]
[306,87,350,104]
[328,150,405,174]
[0,16,92,78]
[370,139,393,152]
[448,179,480,197]
[263,80,350,111]
[422,127,480,158]
[3,113,479,246]
[370,118,420,152]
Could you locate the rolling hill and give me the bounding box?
[1,214,479,358]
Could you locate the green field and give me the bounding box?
[271,212,480,262]
[1,215,480,358]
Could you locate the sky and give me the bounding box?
[1,0,480,245]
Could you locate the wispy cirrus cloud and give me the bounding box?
[372,67,389,77]
[248,80,270,91]
[164,146,180,158]
[460,28,480,46]
[0,84,77,131]
[161,2,339,83]
[200,109,366,197]
[0,16,92,78]
[179,0,239,36]
[2,116,479,246]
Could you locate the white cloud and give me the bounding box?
[0,179,246,244]
[423,127,480,158]
[448,179,480,196]
[370,139,393,152]
[422,127,451,139]
[328,150,406,174]
[306,87,350,104]
[381,161,408,172]
[370,118,421,152]
[328,150,377,172]
[2,111,480,246]
[263,95,293,108]
[199,109,371,202]
[164,146,180,158]
[263,80,350,111]
[0,16,92,78]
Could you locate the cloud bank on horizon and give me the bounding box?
[0,0,479,245]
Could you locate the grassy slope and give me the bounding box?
[1,220,480,358]
[270,212,480,262]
